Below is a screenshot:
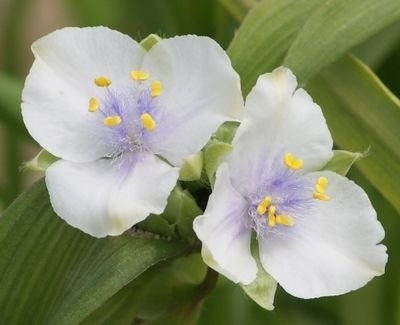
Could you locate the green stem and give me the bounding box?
[198,267,219,299]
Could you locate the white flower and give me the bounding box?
[193,67,387,299]
[22,27,243,237]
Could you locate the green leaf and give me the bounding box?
[228,0,400,94]
[307,55,400,212]
[228,0,322,95]
[321,150,364,176]
[283,0,400,83]
[0,179,188,324]
[240,241,277,311]
[23,149,59,172]
[218,0,257,22]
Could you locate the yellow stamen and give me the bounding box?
[103,115,121,126]
[313,191,330,201]
[256,196,272,215]
[268,205,276,227]
[130,70,149,81]
[283,153,303,170]
[140,113,156,131]
[88,97,99,112]
[150,80,161,97]
[276,215,294,226]
[94,76,111,87]
[315,176,328,193]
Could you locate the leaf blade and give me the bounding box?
[284,0,400,83]
[0,179,187,324]
[307,56,400,212]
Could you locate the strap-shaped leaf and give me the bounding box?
[228,0,322,95]
[0,179,187,324]
[284,0,400,83]
[307,56,400,212]
[228,0,400,94]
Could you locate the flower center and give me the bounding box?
[248,153,330,238]
[87,71,162,158]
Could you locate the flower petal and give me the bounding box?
[141,35,244,166]
[193,163,257,284]
[46,153,179,237]
[228,67,333,196]
[258,171,387,298]
[22,27,146,162]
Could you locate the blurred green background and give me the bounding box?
[0,0,399,324]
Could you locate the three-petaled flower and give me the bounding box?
[194,67,387,299]
[22,27,243,237]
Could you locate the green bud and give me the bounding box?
[204,140,232,187]
[179,152,204,181]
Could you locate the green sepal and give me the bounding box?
[179,152,204,181]
[204,140,232,187]
[321,149,364,176]
[23,149,58,172]
[240,238,277,311]
[140,34,162,51]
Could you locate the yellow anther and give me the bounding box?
[130,70,149,81]
[268,205,276,228]
[283,153,303,170]
[150,80,161,97]
[256,196,272,215]
[140,113,156,131]
[313,191,330,201]
[315,176,328,193]
[88,97,99,112]
[276,215,294,227]
[317,176,328,187]
[94,76,111,87]
[103,115,122,126]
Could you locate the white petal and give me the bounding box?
[228,67,333,196]
[193,163,257,284]
[22,27,145,162]
[258,171,387,298]
[46,153,179,237]
[141,35,244,166]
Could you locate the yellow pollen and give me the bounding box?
[88,97,99,112]
[313,191,330,201]
[314,176,329,200]
[256,196,272,215]
[150,80,161,97]
[94,76,111,87]
[130,70,149,81]
[315,176,328,193]
[276,215,294,226]
[140,113,156,131]
[103,115,121,126]
[283,153,303,170]
[268,205,276,227]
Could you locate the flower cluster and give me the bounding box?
[22,27,387,301]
